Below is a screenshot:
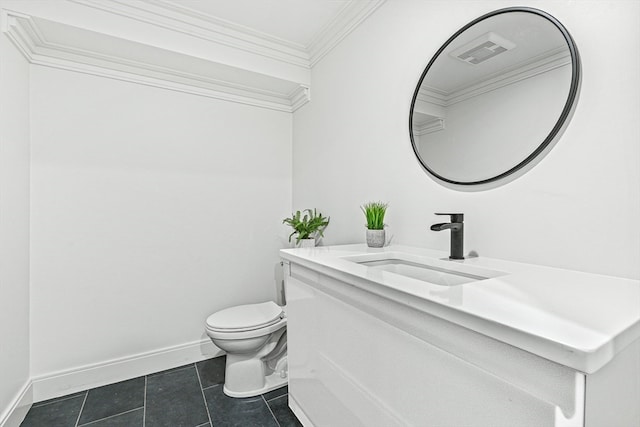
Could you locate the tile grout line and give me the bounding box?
[77,407,144,427]
[32,393,86,408]
[201,383,222,391]
[194,363,214,427]
[146,363,194,378]
[267,393,288,403]
[263,395,281,427]
[143,375,148,427]
[73,391,89,427]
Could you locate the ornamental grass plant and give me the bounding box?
[361,202,388,230]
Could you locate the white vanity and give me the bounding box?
[280,244,640,427]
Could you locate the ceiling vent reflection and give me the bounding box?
[451,32,516,64]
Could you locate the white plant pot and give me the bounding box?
[366,229,385,248]
[297,238,316,248]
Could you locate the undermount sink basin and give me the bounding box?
[343,252,506,286]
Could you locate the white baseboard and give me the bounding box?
[31,338,223,403]
[289,395,314,427]
[0,381,33,427]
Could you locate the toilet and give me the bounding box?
[204,264,288,398]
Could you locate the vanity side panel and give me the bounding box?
[285,273,367,427]
[285,263,585,427]
[585,339,640,427]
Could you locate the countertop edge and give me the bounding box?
[280,244,640,374]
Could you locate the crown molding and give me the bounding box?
[3,11,310,112]
[66,0,387,70]
[447,48,571,106]
[420,48,572,107]
[2,12,34,58]
[2,0,385,111]
[68,0,311,68]
[417,86,448,108]
[307,0,386,66]
[413,118,445,136]
[290,85,311,112]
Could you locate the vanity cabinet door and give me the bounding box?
[285,263,586,427]
[584,339,640,427]
[285,274,368,426]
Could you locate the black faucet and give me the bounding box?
[430,213,464,260]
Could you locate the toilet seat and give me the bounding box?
[206,301,284,333]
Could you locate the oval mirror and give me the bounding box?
[409,7,581,188]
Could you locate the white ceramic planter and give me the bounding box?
[298,238,316,248]
[366,229,385,248]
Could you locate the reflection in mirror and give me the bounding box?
[410,8,580,187]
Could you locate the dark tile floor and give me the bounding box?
[21,356,302,427]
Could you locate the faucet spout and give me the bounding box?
[431,213,465,260]
[430,222,461,232]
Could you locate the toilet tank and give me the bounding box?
[275,261,286,306]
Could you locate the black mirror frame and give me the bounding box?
[409,7,581,187]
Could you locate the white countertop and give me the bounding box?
[280,244,640,374]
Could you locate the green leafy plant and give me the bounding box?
[282,209,330,243]
[361,201,388,230]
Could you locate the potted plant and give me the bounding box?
[361,201,388,248]
[282,208,330,247]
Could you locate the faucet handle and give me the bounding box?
[435,213,464,222]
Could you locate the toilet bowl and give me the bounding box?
[205,301,288,398]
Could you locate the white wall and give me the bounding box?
[29,66,292,377]
[0,17,31,423]
[293,0,640,279]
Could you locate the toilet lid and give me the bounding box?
[206,301,284,332]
